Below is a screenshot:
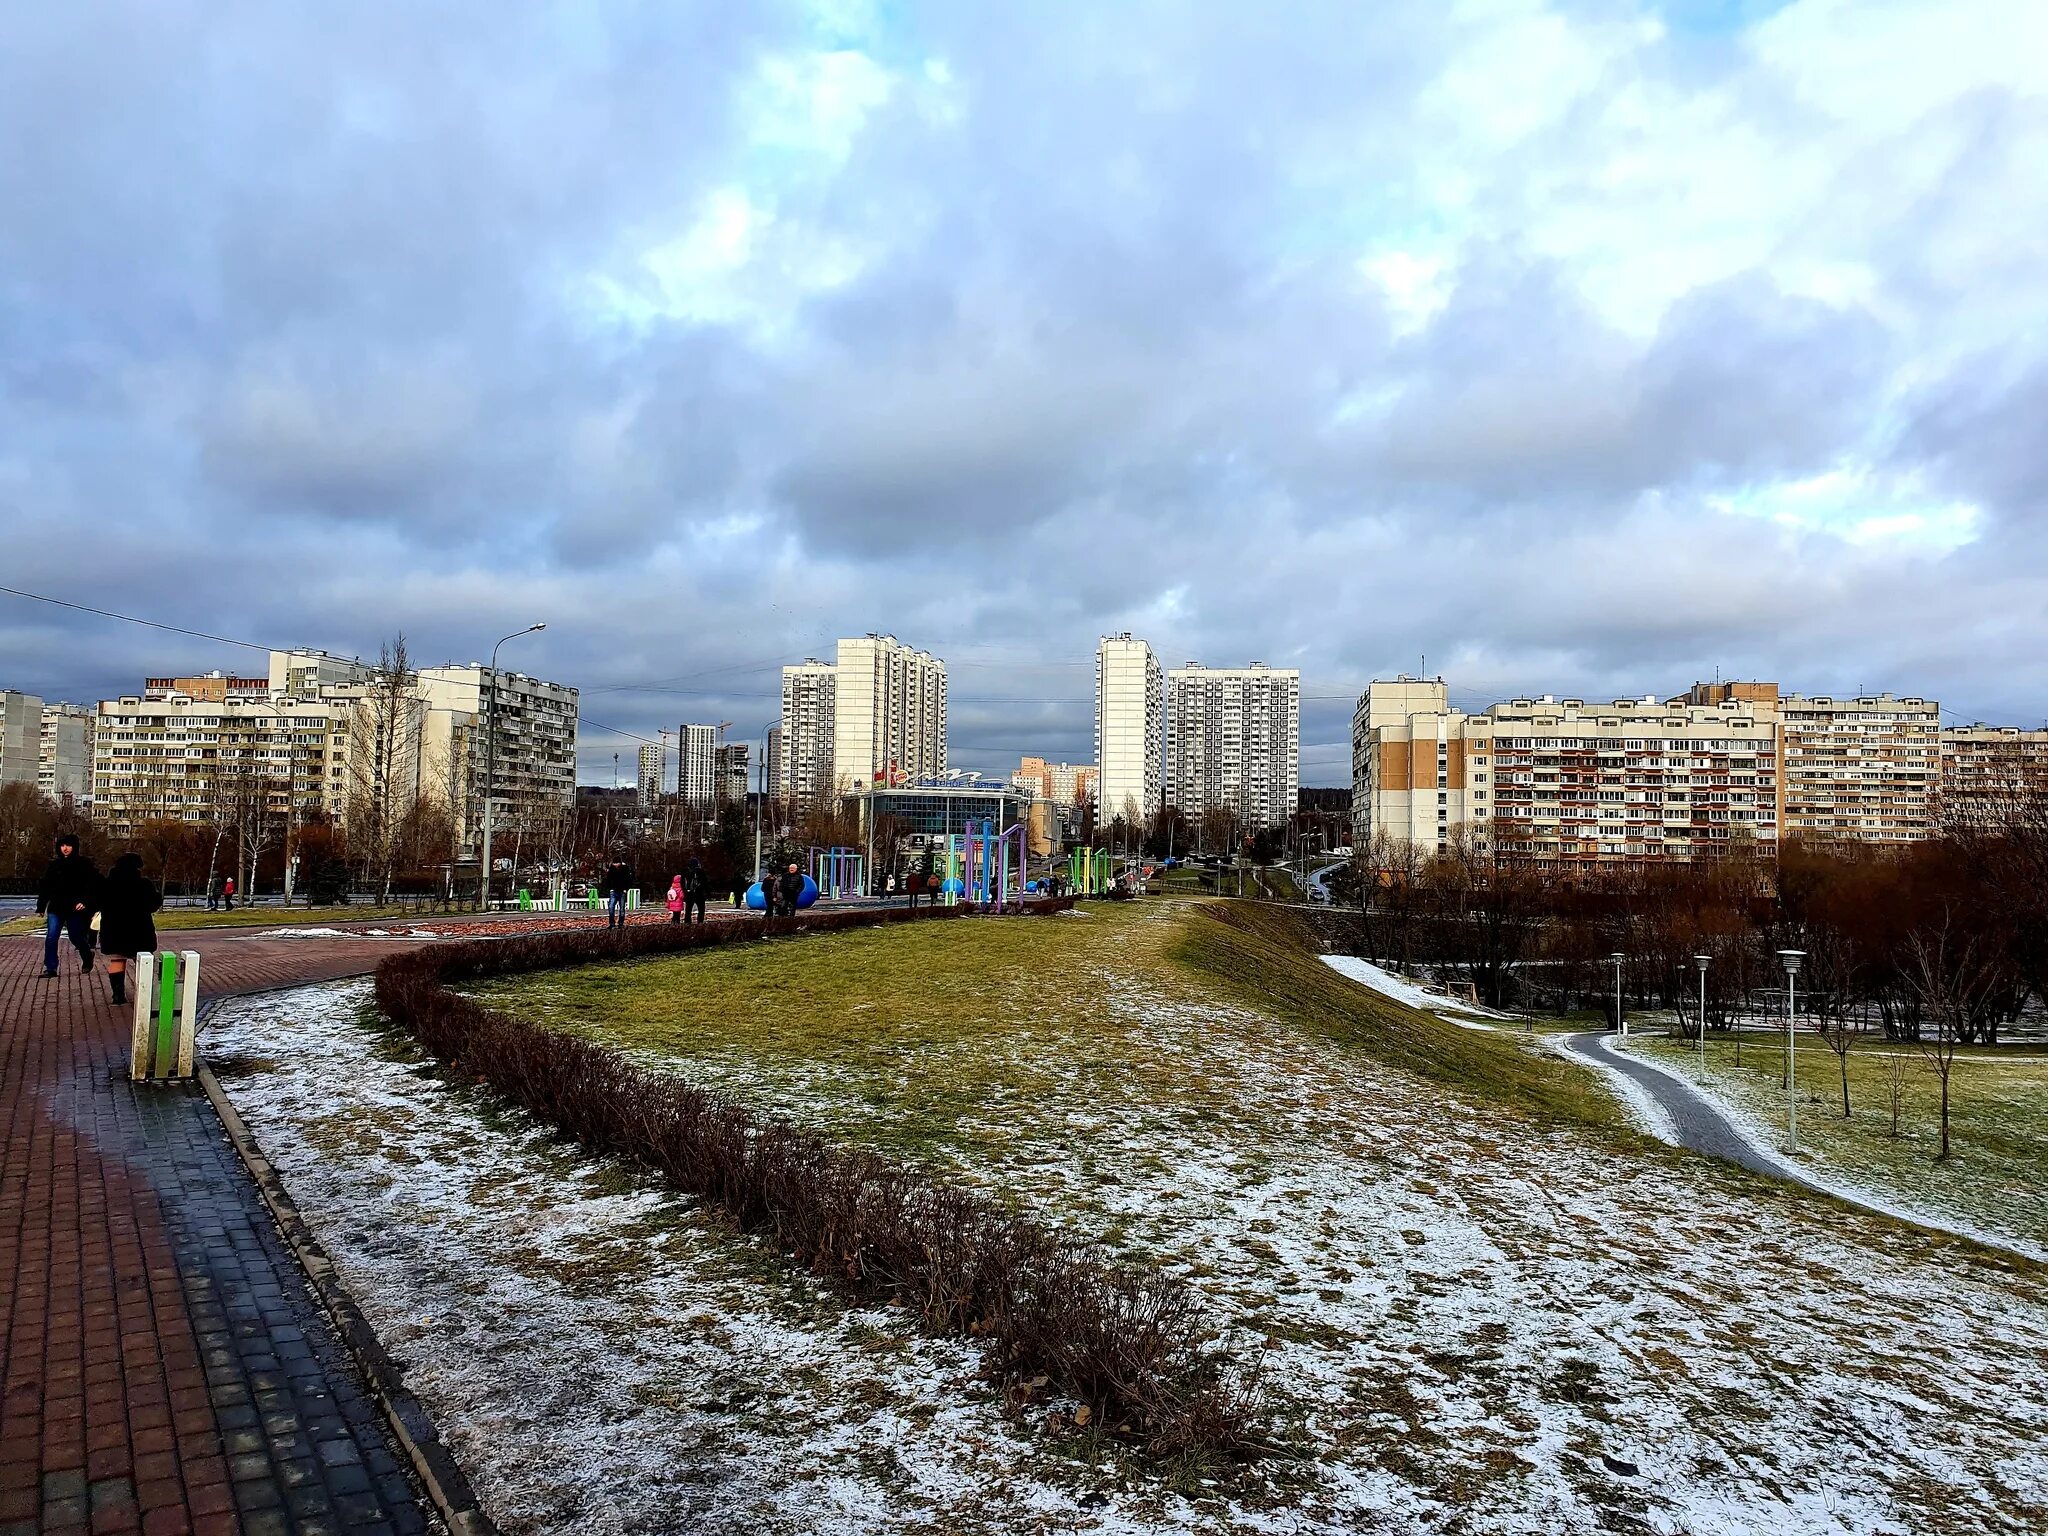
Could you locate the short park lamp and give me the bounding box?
[1610,951,1627,1037]
[1777,949,1806,1154]
[1693,953,1712,1060]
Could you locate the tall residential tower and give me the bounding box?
[1094,634,1162,828]
[1167,661,1300,828]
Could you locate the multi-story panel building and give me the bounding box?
[832,635,946,793]
[1940,725,2048,823]
[92,690,353,841]
[678,723,721,807]
[1166,661,1300,828]
[1,690,43,788]
[412,662,578,854]
[1483,696,1780,865]
[636,744,663,806]
[1350,677,1459,848]
[1095,634,1162,828]
[1777,693,1940,843]
[714,741,750,805]
[779,662,836,805]
[765,725,785,802]
[1355,681,1781,866]
[1012,757,1099,839]
[37,702,95,802]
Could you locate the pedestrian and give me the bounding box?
[96,853,162,1007]
[602,855,633,930]
[757,866,778,922]
[777,861,804,919]
[682,857,708,925]
[35,832,101,977]
[665,875,685,924]
[223,874,236,912]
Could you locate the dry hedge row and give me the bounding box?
[372,902,1266,1460]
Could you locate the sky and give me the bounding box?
[4,0,2046,789]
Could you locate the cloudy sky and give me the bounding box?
[4,0,2046,787]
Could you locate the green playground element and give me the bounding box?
[517,888,533,910]
[1068,846,1113,895]
[155,950,179,1073]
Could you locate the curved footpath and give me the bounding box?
[0,907,749,1535]
[1561,1030,1800,1180]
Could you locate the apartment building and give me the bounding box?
[1777,693,1940,843]
[715,740,750,805]
[1,691,44,788]
[92,687,353,841]
[1353,679,1781,865]
[765,724,784,802]
[832,635,946,792]
[1940,725,2048,823]
[38,702,94,802]
[1012,757,1098,810]
[1485,696,1780,864]
[779,662,836,805]
[637,744,662,806]
[1095,634,1162,827]
[678,723,721,806]
[1166,661,1300,828]
[413,662,577,852]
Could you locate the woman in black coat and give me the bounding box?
[97,853,163,1006]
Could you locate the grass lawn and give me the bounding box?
[1631,1028,2048,1249]
[0,902,446,937]
[437,895,2048,1533]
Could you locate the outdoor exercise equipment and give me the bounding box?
[808,846,866,900]
[1067,846,1113,895]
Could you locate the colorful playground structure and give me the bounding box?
[808,846,867,900]
[518,885,641,913]
[1066,846,1114,895]
[936,819,1028,910]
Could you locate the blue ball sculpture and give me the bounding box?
[746,875,821,910]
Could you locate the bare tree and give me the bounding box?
[1904,910,2010,1160]
[346,636,425,903]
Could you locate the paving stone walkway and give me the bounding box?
[0,925,460,1536]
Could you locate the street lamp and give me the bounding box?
[752,718,778,889]
[1693,953,1712,1065]
[1777,948,1805,1154]
[1610,951,1627,1037]
[478,623,547,910]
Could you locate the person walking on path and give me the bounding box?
[776,861,804,920]
[682,857,708,925]
[96,853,162,1006]
[35,832,101,977]
[223,874,236,912]
[665,875,685,924]
[603,856,633,930]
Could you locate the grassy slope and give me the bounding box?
[1632,1030,2048,1246]
[1175,902,1633,1134]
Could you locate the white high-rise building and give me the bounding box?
[38,702,95,802]
[1095,634,1163,828]
[637,743,662,806]
[678,723,721,807]
[779,662,836,805]
[1,691,44,788]
[765,724,785,802]
[832,635,946,792]
[1167,661,1300,828]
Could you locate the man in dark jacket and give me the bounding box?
[35,833,101,977]
[776,862,804,919]
[681,858,707,925]
[602,856,634,930]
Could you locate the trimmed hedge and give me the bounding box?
[373,901,1265,1460]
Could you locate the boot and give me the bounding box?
[80,951,94,973]
[110,972,126,1005]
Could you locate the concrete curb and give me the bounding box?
[194,1021,498,1536]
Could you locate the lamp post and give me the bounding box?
[752,719,777,889]
[1777,948,1805,1154]
[1694,953,1711,1065]
[477,623,547,910]
[1610,951,1627,1037]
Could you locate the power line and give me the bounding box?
[0,583,290,656]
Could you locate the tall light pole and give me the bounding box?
[478,623,547,909]
[1694,953,1712,1066]
[1610,951,1627,1037]
[1777,949,1805,1154]
[752,718,777,888]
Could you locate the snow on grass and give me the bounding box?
[211,906,2048,1536]
[1318,955,1515,1025]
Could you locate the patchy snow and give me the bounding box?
[208,913,2048,1536]
[250,926,441,939]
[1318,954,1515,1024]
[1545,1034,1682,1148]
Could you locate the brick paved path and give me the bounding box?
[0,926,461,1536]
